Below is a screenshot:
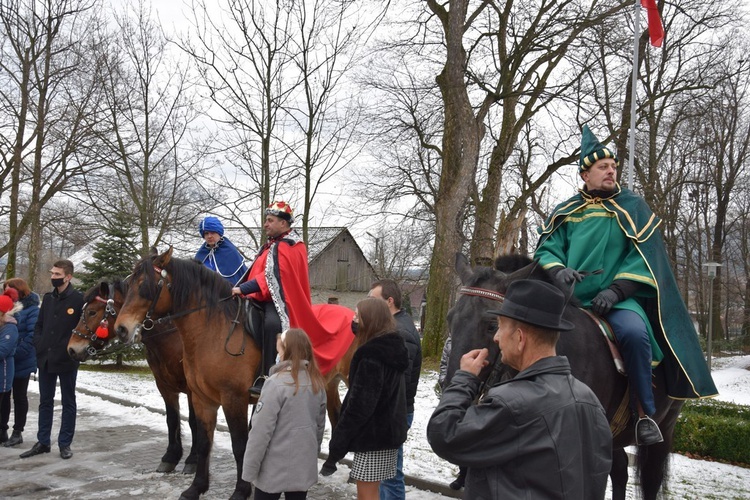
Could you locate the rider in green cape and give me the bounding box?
[535,125,717,446]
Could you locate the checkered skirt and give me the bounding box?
[349,448,398,482]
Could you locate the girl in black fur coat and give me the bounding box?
[321,297,409,500]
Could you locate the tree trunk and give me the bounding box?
[421,0,484,358]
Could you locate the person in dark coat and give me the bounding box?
[1,278,39,448]
[0,289,21,444]
[368,279,422,500]
[320,297,409,500]
[20,259,84,460]
[427,280,612,500]
[195,216,248,286]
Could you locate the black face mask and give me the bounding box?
[51,278,65,289]
[350,321,359,335]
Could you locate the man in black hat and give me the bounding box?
[427,280,612,500]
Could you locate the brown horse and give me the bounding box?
[113,248,355,500]
[446,253,683,500]
[67,280,198,474]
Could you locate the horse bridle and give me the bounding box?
[71,282,118,356]
[458,285,508,397]
[141,265,171,331]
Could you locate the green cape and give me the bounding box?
[538,185,717,399]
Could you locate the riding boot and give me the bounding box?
[3,430,22,447]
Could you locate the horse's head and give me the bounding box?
[445,253,552,388]
[68,280,126,361]
[115,248,175,344]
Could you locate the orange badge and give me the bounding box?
[67,308,75,315]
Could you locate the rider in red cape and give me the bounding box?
[233,201,353,388]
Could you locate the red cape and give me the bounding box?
[245,232,354,374]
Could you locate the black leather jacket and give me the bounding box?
[428,356,612,499]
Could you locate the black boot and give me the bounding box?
[0,429,7,444]
[3,430,22,447]
[450,466,467,490]
[636,416,664,446]
[249,377,266,398]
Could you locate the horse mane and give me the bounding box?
[149,256,237,320]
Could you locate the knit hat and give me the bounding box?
[199,216,225,237]
[266,201,294,224]
[579,125,619,172]
[0,295,13,314]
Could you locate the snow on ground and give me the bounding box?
[58,355,750,498]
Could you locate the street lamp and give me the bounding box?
[702,261,722,372]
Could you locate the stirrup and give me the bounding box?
[249,376,266,398]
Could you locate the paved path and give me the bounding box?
[0,389,457,499]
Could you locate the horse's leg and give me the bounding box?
[610,447,629,500]
[223,398,253,500]
[325,374,343,429]
[182,391,198,475]
[157,392,183,472]
[178,398,216,500]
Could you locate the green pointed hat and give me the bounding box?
[579,125,618,172]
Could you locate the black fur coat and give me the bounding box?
[328,332,409,460]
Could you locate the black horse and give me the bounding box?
[445,253,683,500]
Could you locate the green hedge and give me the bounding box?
[673,399,750,466]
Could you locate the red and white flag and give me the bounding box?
[641,0,664,47]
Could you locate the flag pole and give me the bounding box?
[627,0,640,189]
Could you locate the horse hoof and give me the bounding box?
[182,463,197,475]
[156,461,177,473]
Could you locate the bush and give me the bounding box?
[673,399,750,466]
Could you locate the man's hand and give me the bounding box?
[592,289,619,315]
[554,267,584,285]
[231,287,242,296]
[459,348,489,376]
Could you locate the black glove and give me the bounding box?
[591,289,619,315]
[320,458,337,476]
[554,267,584,285]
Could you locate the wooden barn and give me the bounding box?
[306,227,376,292]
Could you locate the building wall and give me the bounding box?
[309,232,376,292]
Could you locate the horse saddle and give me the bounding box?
[581,308,627,376]
[242,299,265,345]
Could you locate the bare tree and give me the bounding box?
[75,0,212,255]
[0,0,101,283]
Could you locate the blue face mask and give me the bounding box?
[351,321,359,335]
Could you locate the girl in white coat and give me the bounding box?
[242,328,327,500]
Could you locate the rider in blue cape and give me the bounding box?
[195,216,248,287]
[535,125,717,446]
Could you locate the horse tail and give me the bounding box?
[635,440,671,500]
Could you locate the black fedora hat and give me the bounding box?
[487,280,575,331]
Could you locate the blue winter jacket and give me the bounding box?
[0,321,19,392]
[13,292,40,379]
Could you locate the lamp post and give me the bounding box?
[702,261,721,372]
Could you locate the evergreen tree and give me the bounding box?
[80,213,140,290]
